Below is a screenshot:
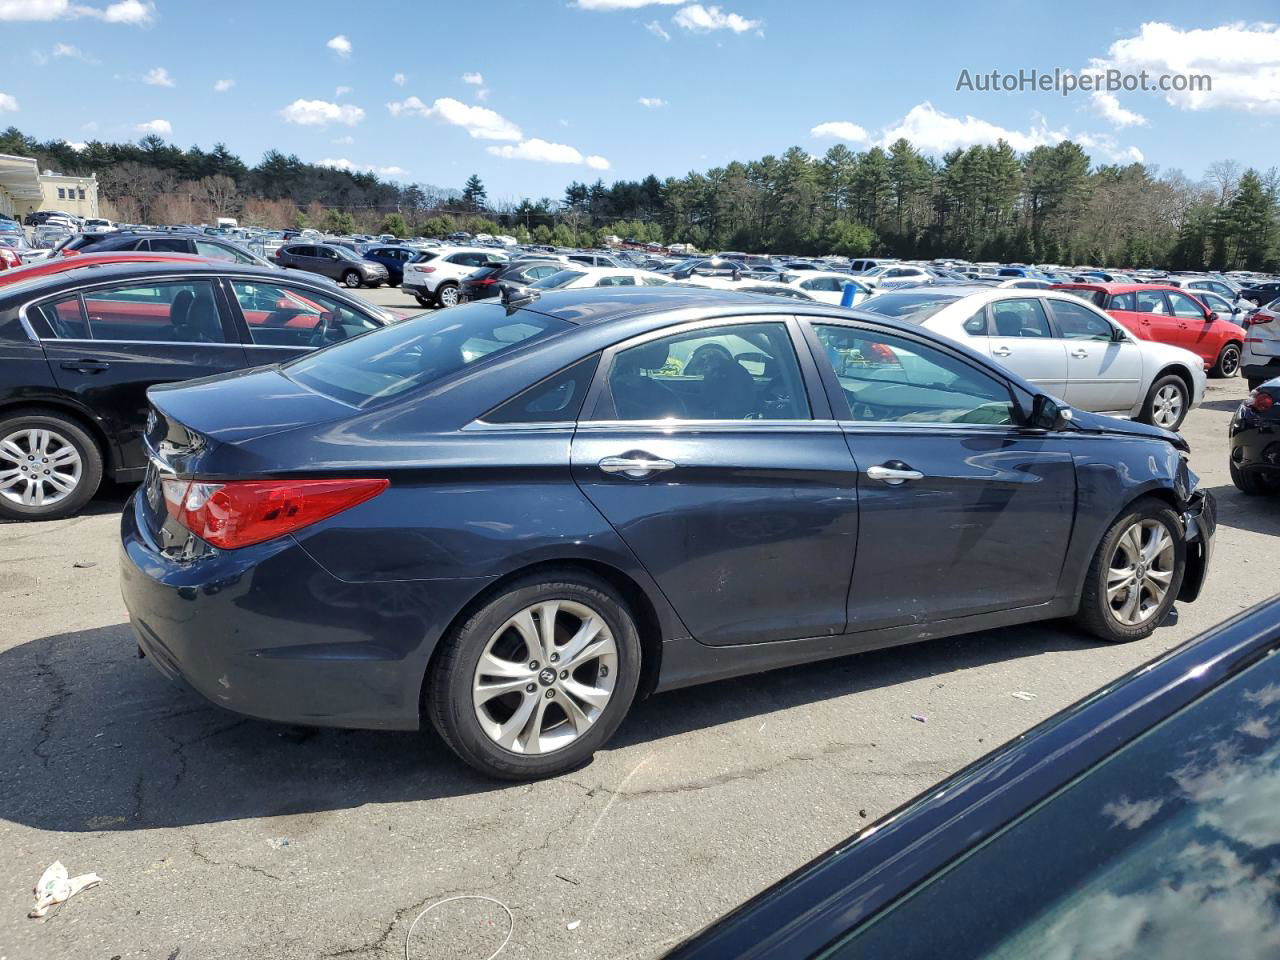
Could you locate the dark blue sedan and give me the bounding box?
[362,244,417,286]
[120,286,1215,779]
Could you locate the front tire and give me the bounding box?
[427,572,642,780]
[1073,498,1185,642]
[1139,374,1189,431]
[341,269,361,288]
[435,283,460,308]
[0,410,103,521]
[1210,342,1241,378]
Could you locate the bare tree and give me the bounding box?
[1206,160,1241,205]
[199,174,239,219]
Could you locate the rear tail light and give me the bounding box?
[1246,390,1276,414]
[161,477,388,549]
[1250,312,1273,324]
[417,265,436,274]
[0,247,20,268]
[476,275,497,285]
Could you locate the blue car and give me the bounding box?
[120,286,1215,779]
[362,244,417,286]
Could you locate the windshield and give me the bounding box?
[283,303,571,408]
[859,292,963,322]
[531,270,587,289]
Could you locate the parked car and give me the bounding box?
[994,277,1053,289]
[0,238,23,271]
[566,252,623,268]
[1229,377,1280,494]
[848,258,897,273]
[530,267,671,290]
[119,286,1213,780]
[1240,298,1280,388]
[401,247,510,307]
[859,287,1206,429]
[361,245,420,286]
[859,263,933,288]
[1053,282,1245,378]
[0,251,265,289]
[460,260,566,301]
[676,276,817,301]
[0,262,396,520]
[1188,288,1253,328]
[785,272,872,305]
[58,230,275,268]
[272,242,388,288]
[1239,279,1280,306]
[669,595,1279,960]
[82,218,116,233]
[1163,274,1243,300]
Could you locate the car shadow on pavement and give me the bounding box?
[0,484,132,525]
[0,615,1100,834]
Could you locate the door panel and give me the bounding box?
[985,298,1068,396]
[1063,341,1144,411]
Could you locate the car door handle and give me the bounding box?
[1070,348,1089,358]
[60,359,110,373]
[991,345,1012,357]
[599,456,676,478]
[866,463,924,485]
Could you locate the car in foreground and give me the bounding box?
[401,246,509,307]
[1053,281,1245,378]
[858,287,1205,430]
[0,262,396,520]
[272,242,388,288]
[1229,378,1280,494]
[120,286,1213,780]
[667,596,1272,960]
[1240,299,1280,389]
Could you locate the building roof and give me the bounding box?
[0,154,42,203]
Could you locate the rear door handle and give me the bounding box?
[60,359,110,373]
[991,346,1012,357]
[1070,348,1089,358]
[599,455,676,479]
[866,463,924,485]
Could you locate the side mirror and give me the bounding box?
[1206,311,1219,322]
[1031,394,1074,431]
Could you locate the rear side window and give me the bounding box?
[81,280,227,343]
[989,299,1052,338]
[1109,291,1136,310]
[532,270,587,290]
[33,294,88,338]
[860,293,961,322]
[962,308,990,335]
[283,304,570,409]
[146,237,190,253]
[1135,290,1168,314]
[484,355,600,424]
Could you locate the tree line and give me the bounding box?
[1,125,1275,270]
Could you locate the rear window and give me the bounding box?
[859,292,962,322]
[282,303,571,409]
[532,270,587,290]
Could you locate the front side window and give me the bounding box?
[81,280,226,343]
[195,239,237,262]
[532,270,587,290]
[989,299,1052,338]
[812,324,1014,426]
[1049,299,1114,341]
[231,281,382,348]
[602,322,809,421]
[1167,290,1207,319]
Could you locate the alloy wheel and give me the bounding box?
[1220,346,1240,376]
[1106,519,1175,626]
[439,285,459,307]
[1152,384,1185,428]
[472,599,618,755]
[0,428,82,507]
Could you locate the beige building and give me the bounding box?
[39,171,99,218]
[0,153,42,220]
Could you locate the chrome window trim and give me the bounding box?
[33,337,244,348]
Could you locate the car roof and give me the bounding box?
[1052,281,1182,294]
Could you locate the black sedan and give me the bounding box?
[460,259,567,301]
[666,597,1280,960]
[1229,378,1280,494]
[121,286,1213,780]
[0,262,397,520]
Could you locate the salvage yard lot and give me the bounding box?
[1,370,1276,960]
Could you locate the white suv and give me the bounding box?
[1241,298,1280,389]
[402,247,508,307]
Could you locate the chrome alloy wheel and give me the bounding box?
[438,285,460,307]
[1106,519,1176,626]
[472,600,618,755]
[1152,383,1185,428]
[0,428,82,507]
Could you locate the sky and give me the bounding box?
[0,0,1278,202]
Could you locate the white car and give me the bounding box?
[859,263,933,288]
[82,218,116,233]
[1241,298,1280,389]
[401,246,509,307]
[859,287,1206,430]
[784,271,873,305]
[531,266,671,290]
[677,276,817,302]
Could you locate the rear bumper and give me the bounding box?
[119,492,467,730]
[1241,355,1280,384]
[1230,413,1280,480]
[1178,489,1216,603]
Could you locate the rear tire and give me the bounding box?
[1231,461,1270,496]
[414,293,430,307]
[436,283,460,308]
[1210,342,1241,378]
[1073,498,1185,643]
[0,410,102,522]
[1247,378,1266,391]
[1139,374,1189,431]
[427,572,642,780]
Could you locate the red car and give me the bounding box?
[1052,282,1245,377]
[0,251,230,288]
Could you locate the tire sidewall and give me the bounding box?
[1217,343,1241,378]
[432,576,641,779]
[0,412,102,521]
[342,270,361,288]
[436,283,459,307]
[1087,502,1186,642]
[1143,375,1189,431]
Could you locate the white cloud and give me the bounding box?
[335,85,351,97]
[326,34,352,58]
[64,138,87,151]
[462,72,484,86]
[331,134,354,145]
[279,98,365,127]
[392,72,407,86]
[637,97,668,108]
[1092,21,1280,114]
[0,92,18,111]
[1091,91,1148,128]
[575,0,681,8]
[1,0,152,20]
[135,118,171,135]
[645,19,671,40]
[320,157,409,178]
[143,66,174,87]
[672,4,762,34]
[487,137,609,170]
[51,42,96,62]
[811,120,868,142]
[213,78,234,93]
[388,96,522,140]
[474,87,489,101]
[1074,132,1145,164]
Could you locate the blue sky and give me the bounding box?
[1,0,1276,200]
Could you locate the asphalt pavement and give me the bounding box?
[1,299,1276,959]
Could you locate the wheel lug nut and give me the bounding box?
[550,653,559,663]
[529,661,539,670]
[560,670,568,679]
[599,666,609,678]
[525,683,536,693]
[545,689,555,699]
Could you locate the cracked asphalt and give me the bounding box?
[2,359,1277,960]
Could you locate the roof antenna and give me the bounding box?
[499,282,539,313]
